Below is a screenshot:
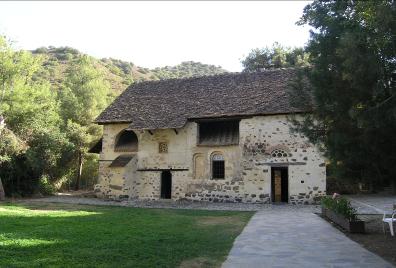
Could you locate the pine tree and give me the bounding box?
[291,0,396,191]
[59,56,110,190]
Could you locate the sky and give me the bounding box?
[0,1,312,72]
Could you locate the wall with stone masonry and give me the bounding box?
[94,115,326,203]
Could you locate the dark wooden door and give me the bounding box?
[161,171,172,199]
[271,167,288,203]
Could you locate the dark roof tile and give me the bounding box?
[95,68,309,129]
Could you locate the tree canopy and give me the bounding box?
[241,42,310,71]
[290,0,396,190]
[0,37,67,195]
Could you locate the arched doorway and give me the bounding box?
[161,171,172,199]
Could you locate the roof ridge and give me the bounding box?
[129,67,297,88]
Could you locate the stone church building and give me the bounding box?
[93,69,326,204]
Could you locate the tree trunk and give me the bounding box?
[75,151,83,191]
[0,178,5,201]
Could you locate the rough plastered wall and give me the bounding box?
[94,123,192,200]
[94,123,138,199]
[94,115,326,204]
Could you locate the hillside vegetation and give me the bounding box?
[32,46,227,95]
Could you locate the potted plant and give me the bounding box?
[321,194,365,233]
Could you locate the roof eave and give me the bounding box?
[94,110,312,128]
[187,110,312,121]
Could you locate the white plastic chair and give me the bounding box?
[382,205,396,236]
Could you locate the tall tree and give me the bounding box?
[290,0,396,191]
[0,36,70,196]
[241,42,310,71]
[59,55,109,190]
[0,37,46,197]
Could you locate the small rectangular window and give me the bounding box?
[159,142,168,153]
[212,160,225,179]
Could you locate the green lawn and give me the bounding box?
[0,202,253,268]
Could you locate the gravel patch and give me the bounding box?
[343,214,396,266]
[346,194,396,214]
[23,195,321,212]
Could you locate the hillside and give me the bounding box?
[32,47,228,95]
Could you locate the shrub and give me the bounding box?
[38,175,56,195]
[321,196,357,221]
[80,154,99,189]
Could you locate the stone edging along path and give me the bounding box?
[20,195,322,212]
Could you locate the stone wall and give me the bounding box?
[94,115,326,203]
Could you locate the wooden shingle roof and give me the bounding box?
[95,68,310,129]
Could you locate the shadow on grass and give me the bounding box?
[0,202,253,268]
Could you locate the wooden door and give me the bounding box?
[271,167,289,203]
[274,170,282,202]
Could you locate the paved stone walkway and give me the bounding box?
[223,209,393,268]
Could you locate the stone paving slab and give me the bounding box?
[222,210,393,268]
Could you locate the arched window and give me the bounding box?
[271,149,288,158]
[211,153,225,179]
[114,129,138,152]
